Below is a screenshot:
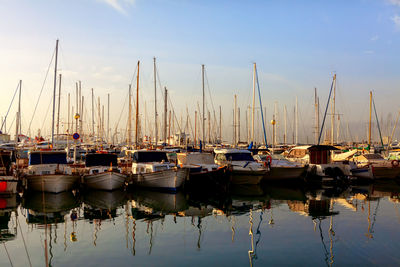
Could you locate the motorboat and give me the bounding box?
[214,148,268,185]
[254,153,306,180]
[83,153,127,191]
[177,152,229,190]
[130,150,188,192]
[350,153,400,179]
[24,150,80,193]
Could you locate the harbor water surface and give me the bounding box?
[1,181,400,266]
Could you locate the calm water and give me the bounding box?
[1,180,400,266]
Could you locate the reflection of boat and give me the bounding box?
[83,153,127,191]
[131,150,187,191]
[83,189,127,210]
[0,194,18,243]
[24,151,80,193]
[262,184,307,202]
[130,189,188,219]
[230,184,264,197]
[22,191,79,224]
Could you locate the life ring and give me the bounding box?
[265,155,272,166]
[391,160,399,167]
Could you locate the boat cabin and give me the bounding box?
[214,149,254,163]
[308,145,339,165]
[177,152,215,165]
[85,153,118,167]
[132,151,169,163]
[29,151,67,165]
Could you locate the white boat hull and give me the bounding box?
[26,174,80,193]
[0,176,18,194]
[84,172,127,191]
[131,168,187,191]
[266,166,306,180]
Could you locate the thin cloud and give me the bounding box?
[98,0,135,15]
[370,35,379,41]
[391,14,400,29]
[388,0,400,6]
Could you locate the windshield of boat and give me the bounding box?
[257,154,286,160]
[85,153,118,167]
[225,153,254,162]
[29,152,67,165]
[133,151,169,163]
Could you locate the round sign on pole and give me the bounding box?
[73,133,80,140]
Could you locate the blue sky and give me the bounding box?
[1,0,400,143]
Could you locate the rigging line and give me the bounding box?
[6,115,16,135]
[17,212,33,267]
[155,64,183,133]
[0,82,19,132]
[28,48,56,134]
[318,77,335,145]
[3,243,13,267]
[114,90,129,133]
[205,71,220,138]
[41,95,54,131]
[255,66,268,146]
[129,64,138,89]
[372,93,385,148]
[204,70,217,122]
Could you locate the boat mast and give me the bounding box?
[208,110,211,144]
[219,105,222,143]
[107,93,110,144]
[194,111,197,147]
[238,107,240,143]
[79,81,82,136]
[135,60,140,148]
[67,93,70,156]
[202,64,205,146]
[314,88,319,144]
[128,84,132,148]
[97,97,101,147]
[56,74,61,143]
[15,80,22,144]
[51,39,59,148]
[168,111,171,145]
[295,96,298,145]
[330,74,336,145]
[369,91,372,147]
[164,87,167,145]
[284,105,287,145]
[274,101,278,146]
[154,57,158,146]
[91,88,95,142]
[251,63,256,142]
[234,94,237,146]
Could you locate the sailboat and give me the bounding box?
[24,40,80,193]
[350,92,400,179]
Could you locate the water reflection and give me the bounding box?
[2,179,400,265]
[22,191,79,224]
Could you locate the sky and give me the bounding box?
[1,0,400,144]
